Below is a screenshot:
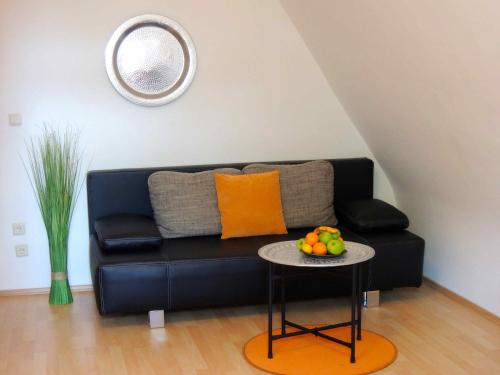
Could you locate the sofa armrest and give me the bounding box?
[94,214,162,252]
[336,199,409,232]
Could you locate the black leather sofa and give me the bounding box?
[88,158,425,315]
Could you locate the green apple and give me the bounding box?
[318,231,333,244]
[296,238,306,250]
[327,239,345,255]
[329,230,341,240]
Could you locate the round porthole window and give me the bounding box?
[105,14,197,106]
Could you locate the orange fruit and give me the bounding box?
[312,242,327,256]
[305,232,319,246]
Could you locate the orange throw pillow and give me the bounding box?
[214,171,288,239]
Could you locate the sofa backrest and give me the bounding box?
[86,158,373,234]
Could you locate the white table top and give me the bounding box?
[258,240,375,267]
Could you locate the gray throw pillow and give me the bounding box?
[242,160,337,228]
[148,168,242,238]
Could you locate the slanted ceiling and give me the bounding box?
[281,0,500,316]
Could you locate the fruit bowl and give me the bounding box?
[296,226,346,257]
[300,249,347,258]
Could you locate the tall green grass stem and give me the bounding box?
[25,125,82,305]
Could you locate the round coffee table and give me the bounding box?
[258,240,375,363]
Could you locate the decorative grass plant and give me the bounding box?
[25,126,83,304]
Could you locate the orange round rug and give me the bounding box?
[244,326,397,375]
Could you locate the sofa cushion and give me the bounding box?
[214,171,287,239]
[243,160,337,228]
[157,227,367,263]
[336,199,409,232]
[148,168,241,238]
[94,214,162,251]
[162,235,261,261]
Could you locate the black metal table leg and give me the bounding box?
[350,264,357,363]
[268,262,274,359]
[280,265,286,335]
[357,262,363,341]
[259,241,374,364]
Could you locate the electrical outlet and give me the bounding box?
[15,244,28,257]
[8,113,22,126]
[12,222,26,236]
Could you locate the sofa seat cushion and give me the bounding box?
[162,227,359,261]
[94,214,162,252]
[93,227,343,265]
[162,235,263,261]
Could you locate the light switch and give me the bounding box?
[8,113,22,126]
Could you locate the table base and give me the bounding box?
[267,262,365,363]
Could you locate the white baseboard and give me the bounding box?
[0,284,93,296]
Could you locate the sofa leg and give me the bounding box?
[363,290,380,307]
[148,310,165,328]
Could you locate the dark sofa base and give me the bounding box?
[90,226,424,315]
[361,230,425,290]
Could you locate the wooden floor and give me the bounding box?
[0,281,499,374]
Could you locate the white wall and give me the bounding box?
[0,0,395,291]
[281,0,500,316]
